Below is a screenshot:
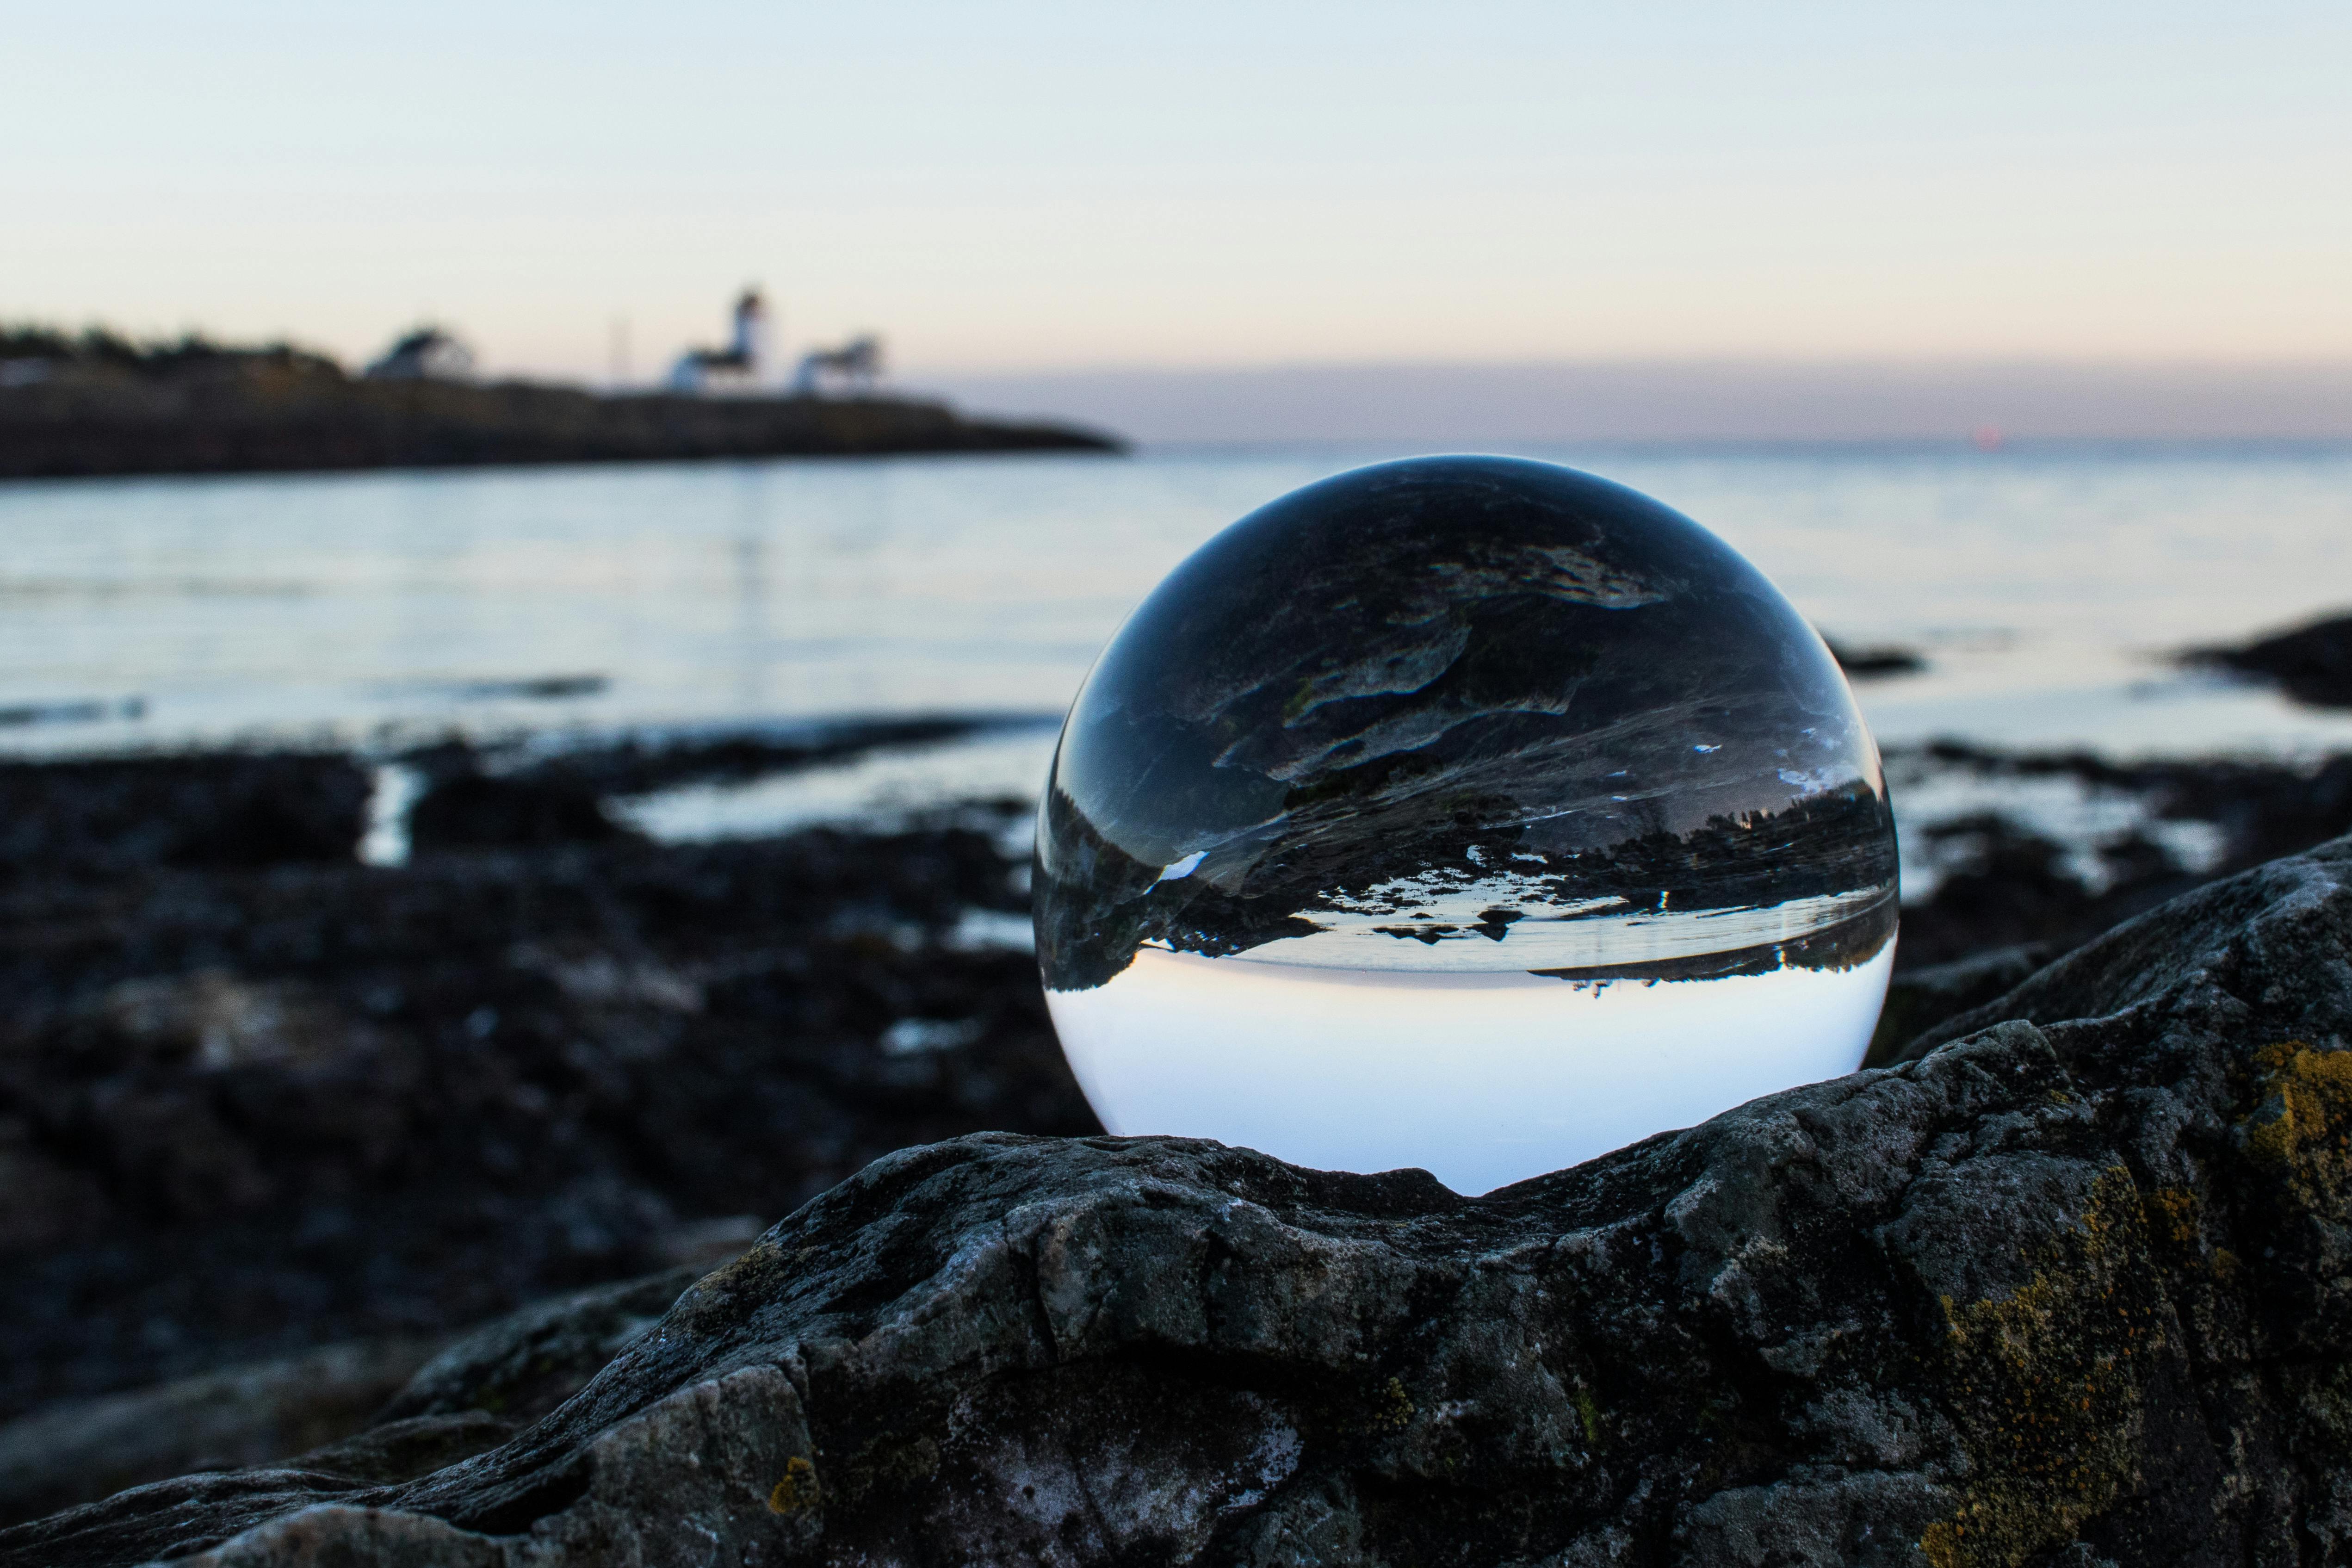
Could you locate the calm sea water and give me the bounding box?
[4,444,2350,773]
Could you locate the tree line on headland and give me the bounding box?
[0,324,1122,481]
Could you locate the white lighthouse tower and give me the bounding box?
[728,288,769,377]
[669,287,773,394]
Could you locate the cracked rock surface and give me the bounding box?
[10,837,2352,1567]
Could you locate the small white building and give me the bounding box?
[794,334,885,397]
[364,327,476,381]
[669,289,771,394]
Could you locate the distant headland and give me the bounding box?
[0,305,1123,482]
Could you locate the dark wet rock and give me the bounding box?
[0,812,1094,1423]
[0,696,146,731]
[2138,751,2352,870]
[0,1267,738,1529]
[0,1338,442,1529]
[7,731,2349,1562]
[279,1413,522,1491]
[399,720,1047,852]
[1888,744,2352,973]
[449,676,608,703]
[1937,744,2352,875]
[1893,812,2146,969]
[404,771,636,854]
[12,834,2352,1566]
[374,1271,701,1430]
[2184,609,2352,709]
[173,1271,731,1506]
[1862,942,2052,1067]
[1896,828,2352,1070]
[0,754,370,884]
[1824,638,1928,679]
[494,717,1027,802]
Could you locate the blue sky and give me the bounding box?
[5,1,2348,381]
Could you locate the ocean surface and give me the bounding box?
[5,444,2350,838]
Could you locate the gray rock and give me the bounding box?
[0,1258,744,1528]
[10,836,2352,1567]
[0,1337,442,1529]
[2181,610,2352,710]
[374,1268,702,1429]
[1863,942,2054,1067]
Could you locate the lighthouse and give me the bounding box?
[669,288,773,394]
[727,289,769,376]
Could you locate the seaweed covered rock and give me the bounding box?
[0,814,1090,1423]
[0,753,371,883]
[2185,611,2352,710]
[11,837,2352,1567]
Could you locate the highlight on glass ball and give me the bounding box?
[1033,455,1899,1196]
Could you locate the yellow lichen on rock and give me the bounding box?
[1572,1384,1603,1449]
[2240,1041,2352,1190]
[1917,1168,2163,1568]
[2144,1186,2199,1249]
[1369,1376,1417,1432]
[767,1454,821,1516]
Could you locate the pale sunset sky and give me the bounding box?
[5,0,2347,427]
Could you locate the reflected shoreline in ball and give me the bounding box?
[1034,455,1898,1192]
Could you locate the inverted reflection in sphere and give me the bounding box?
[1034,456,1898,1194]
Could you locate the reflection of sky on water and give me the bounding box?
[611,725,1059,846]
[1883,754,2230,901]
[0,443,2349,760]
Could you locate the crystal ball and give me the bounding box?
[1034,455,1898,1194]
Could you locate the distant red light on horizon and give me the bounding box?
[1971,425,2005,452]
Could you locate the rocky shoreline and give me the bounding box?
[0,741,1094,1440]
[2,724,2351,1554]
[0,350,1120,481]
[4,822,2350,1563]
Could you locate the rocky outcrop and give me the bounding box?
[0,1267,745,1528]
[0,803,1091,1423]
[0,356,1120,481]
[1825,639,1929,680]
[0,1338,444,1529]
[1880,743,2352,971]
[9,835,2352,1566]
[2185,611,2352,710]
[0,753,372,884]
[5,731,2344,1426]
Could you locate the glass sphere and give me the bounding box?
[1034,455,1897,1194]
